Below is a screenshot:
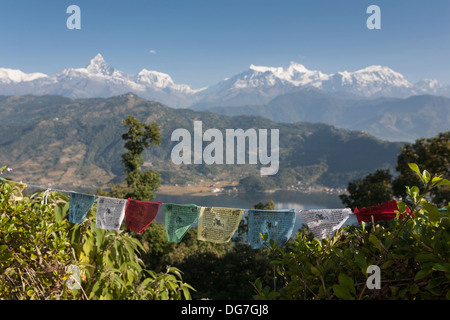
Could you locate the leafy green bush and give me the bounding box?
[254,163,450,300]
[339,169,394,209]
[67,209,193,300]
[0,179,73,299]
[341,132,450,209]
[136,200,283,300]
[0,167,194,300]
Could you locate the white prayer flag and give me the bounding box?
[299,208,352,240]
[95,196,127,230]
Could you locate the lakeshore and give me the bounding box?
[158,179,347,197]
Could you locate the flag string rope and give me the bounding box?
[11,181,77,195]
[3,177,441,244]
[2,178,349,213]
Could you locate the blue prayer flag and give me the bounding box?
[248,209,296,249]
[68,192,96,224]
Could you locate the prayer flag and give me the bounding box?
[95,196,127,230]
[299,208,352,240]
[68,192,96,224]
[164,203,201,242]
[197,206,244,243]
[125,199,161,233]
[354,200,411,223]
[248,209,296,249]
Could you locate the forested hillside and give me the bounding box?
[0,93,402,190]
[200,90,450,142]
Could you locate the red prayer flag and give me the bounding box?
[354,200,411,223]
[125,199,162,233]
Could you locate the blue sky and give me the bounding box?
[0,0,448,89]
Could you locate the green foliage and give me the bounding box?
[393,132,449,206]
[340,131,450,209]
[0,180,74,299]
[177,243,282,300]
[139,224,231,269]
[253,164,450,300]
[0,94,401,190]
[339,169,393,209]
[133,200,286,300]
[253,199,276,210]
[104,115,162,201]
[64,196,194,300]
[0,174,194,300]
[238,175,275,193]
[121,115,161,172]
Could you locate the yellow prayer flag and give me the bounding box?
[197,206,244,243]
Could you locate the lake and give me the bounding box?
[152,190,359,234]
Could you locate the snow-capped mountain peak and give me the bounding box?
[137,69,175,88]
[322,65,413,97]
[353,65,411,84]
[200,61,444,106]
[0,68,48,84]
[225,62,326,91]
[249,62,312,77]
[86,53,115,76]
[0,55,448,108]
[0,54,204,107]
[286,61,310,73]
[413,78,443,95]
[243,62,326,87]
[415,78,442,90]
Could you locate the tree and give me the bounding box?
[0,174,194,300]
[392,132,449,206]
[254,164,450,300]
[253,200,276,210]
[0,180,73,299]
[109,115,162,201]
[339,169,393,209]
[170,199,284,300]
[339,131,450,208]
[238,175,274,193]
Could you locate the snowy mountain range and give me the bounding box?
[0,53,449,108]
[0,54,203,108]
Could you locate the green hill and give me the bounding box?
[0,93,403,191]
[203,90,450,142]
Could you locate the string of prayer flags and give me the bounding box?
[354,200,411,223]
[248,209,296,249]
[7,177,438,247]
[164,203,201,242]
[68,192,96,224]
[95,196,127,231]
[197,206,244,243]
[125,199,161,233]
[299,208,352,240]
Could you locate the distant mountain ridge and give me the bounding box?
[0,54,204,108]
[201,90,450,142]
[193,62,420,108]
[0,54,449,109]
[0,93,402,190]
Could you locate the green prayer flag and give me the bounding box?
[164,203,200,242]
